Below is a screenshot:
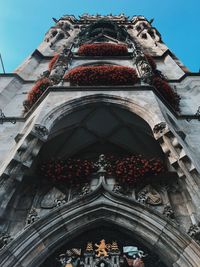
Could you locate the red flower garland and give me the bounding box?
[24,78,52,110]
[114,155,164,186]
[78,43,128,56]
[48,53,59,71]
[64,65,138,86]
[40,155,164,187]
[152,76,180,111]
[40,158,94,185]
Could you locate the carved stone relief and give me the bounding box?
[41,187,66,209]
[137,185,162,205]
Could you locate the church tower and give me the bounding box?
[0,14,200,267]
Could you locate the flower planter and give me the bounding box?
[114,155,164,186]
[78,43,128,57]
[142,53,180,111]
[64,65,138,86]
[152,76,180,111]
[40,154,164,187]
[40,158,94,185]
[23,78,52,111]
[144,54,157,71]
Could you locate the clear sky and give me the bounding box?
[0,0,200,73]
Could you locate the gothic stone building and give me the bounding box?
[0,14,200,267]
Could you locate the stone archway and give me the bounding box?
[39,93,164,134]
[1,93,200,267]
[0,181,199,267]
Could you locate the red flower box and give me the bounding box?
[24,78,52,111]
[78,43,128,56]
[40,158,94,185]
[64,65,138,86]
[114,155,164,186]
[142,53,180,111]
[144,54,157,71]
[152,76,180,111]
[40,154,164,187]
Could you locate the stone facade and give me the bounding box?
[0,14,200,267]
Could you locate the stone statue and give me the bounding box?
[50,65,66,83]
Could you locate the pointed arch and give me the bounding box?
[0,184,199,267]
[39,93,164,135]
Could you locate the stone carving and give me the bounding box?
[49,48,73,83]
[95,239,108,257]
[26,208,39,226]
[55,199,67,207]
[44,28,66,46]
[57,20,71,31]
[34,124,49,137]
[132,45,153,84]
[50,65,66,83]
[57,249,81,267]
[79,183,91,196]
[187,224,200,242]
[153,122,166,134]
[0,232,12,249]
[112,184,130,195]
[41,187,66,209]
[39,70,50,79]
[112,184,123,194]
[137,185,162,205]
[137,191,148,204]
[163,205,175,219]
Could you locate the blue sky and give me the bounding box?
[0,0,200,73]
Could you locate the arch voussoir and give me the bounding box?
[0,189,199,267]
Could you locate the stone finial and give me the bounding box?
[94,154,110,174]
